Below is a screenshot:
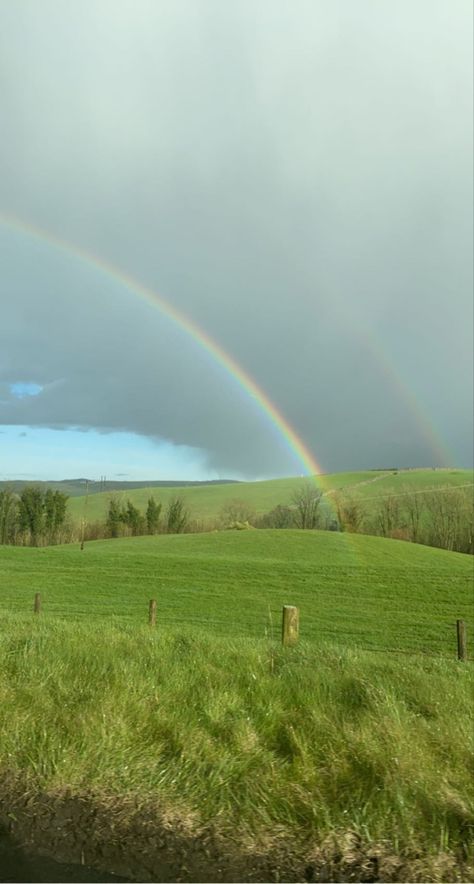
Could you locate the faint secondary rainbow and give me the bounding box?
[0,212,324,480]
[363,336,452,467]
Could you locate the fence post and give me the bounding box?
[149,599,157,627]
[34,593,41,615]
[457,619,467,661]
[282,605,299,646]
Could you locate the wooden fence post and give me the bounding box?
[149,599,157,627]
[282,605,299,646]
[34,593,41,615]
[457,619,467,661]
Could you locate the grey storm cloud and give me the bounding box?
[0,0,472,476]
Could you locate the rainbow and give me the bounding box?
[363,337,452,468]
[0,212,324,480]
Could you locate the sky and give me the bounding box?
[0,0,472,481]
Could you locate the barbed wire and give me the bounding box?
[3,605,469,663]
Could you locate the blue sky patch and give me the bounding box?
[0,425,214,482]
[10,382,43,399]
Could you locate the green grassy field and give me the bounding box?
[1,530,472,653]
[0,530,473,879]
[346,468,473,499]
[67,469,379,525]
[67,468,473,527]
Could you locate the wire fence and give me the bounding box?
[3,591,470,663]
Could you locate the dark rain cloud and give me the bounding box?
[0,0,472,475]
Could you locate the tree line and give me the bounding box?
[333,485,473,553]
[0,488,192,546]
[101,482,473,554]
[102,495,188,538]
[0,487,70,546]
[225,482,473,554]
[1,482,472,554]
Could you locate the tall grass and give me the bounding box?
[0,614,472,867]
[1,530,472,876]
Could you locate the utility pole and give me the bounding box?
[80,479,89,551]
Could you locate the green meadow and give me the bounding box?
[1,530,472,653]
[67,467,473,527]
[66,469,379,525]
[0,530,473,879]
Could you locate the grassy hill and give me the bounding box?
[346,467,473,499]
[66,469,379,525]
[66,467,473,527]
[0,477,240,498]
[0,531,473,880]
[1,529,471,653]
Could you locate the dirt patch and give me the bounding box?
[0,773,471,883]
[0,826,129,883]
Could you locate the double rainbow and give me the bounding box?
[1,213,323,478]
[1,212,451,478]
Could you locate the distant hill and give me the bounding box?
[0,478,240,498]
[66,468,474,526]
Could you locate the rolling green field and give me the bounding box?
[67,468,474,527]
[67,469,382,525]
[346,468,473,499]
[1,530,472,653]
[0,530,473,880]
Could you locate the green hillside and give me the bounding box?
[1,529,471,654]
[66,467,473,528]
[0,477,240,497]
[347,467,473,499]
[66,469,377,524]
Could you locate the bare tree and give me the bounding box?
[426,490,455,550]
[259,504,294,529]
[219,499,257,528]
[333,493,364,533]
[425,488,473,553]
[376,494,401,538]
[402,488,425,543]
[291,482,323,529]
